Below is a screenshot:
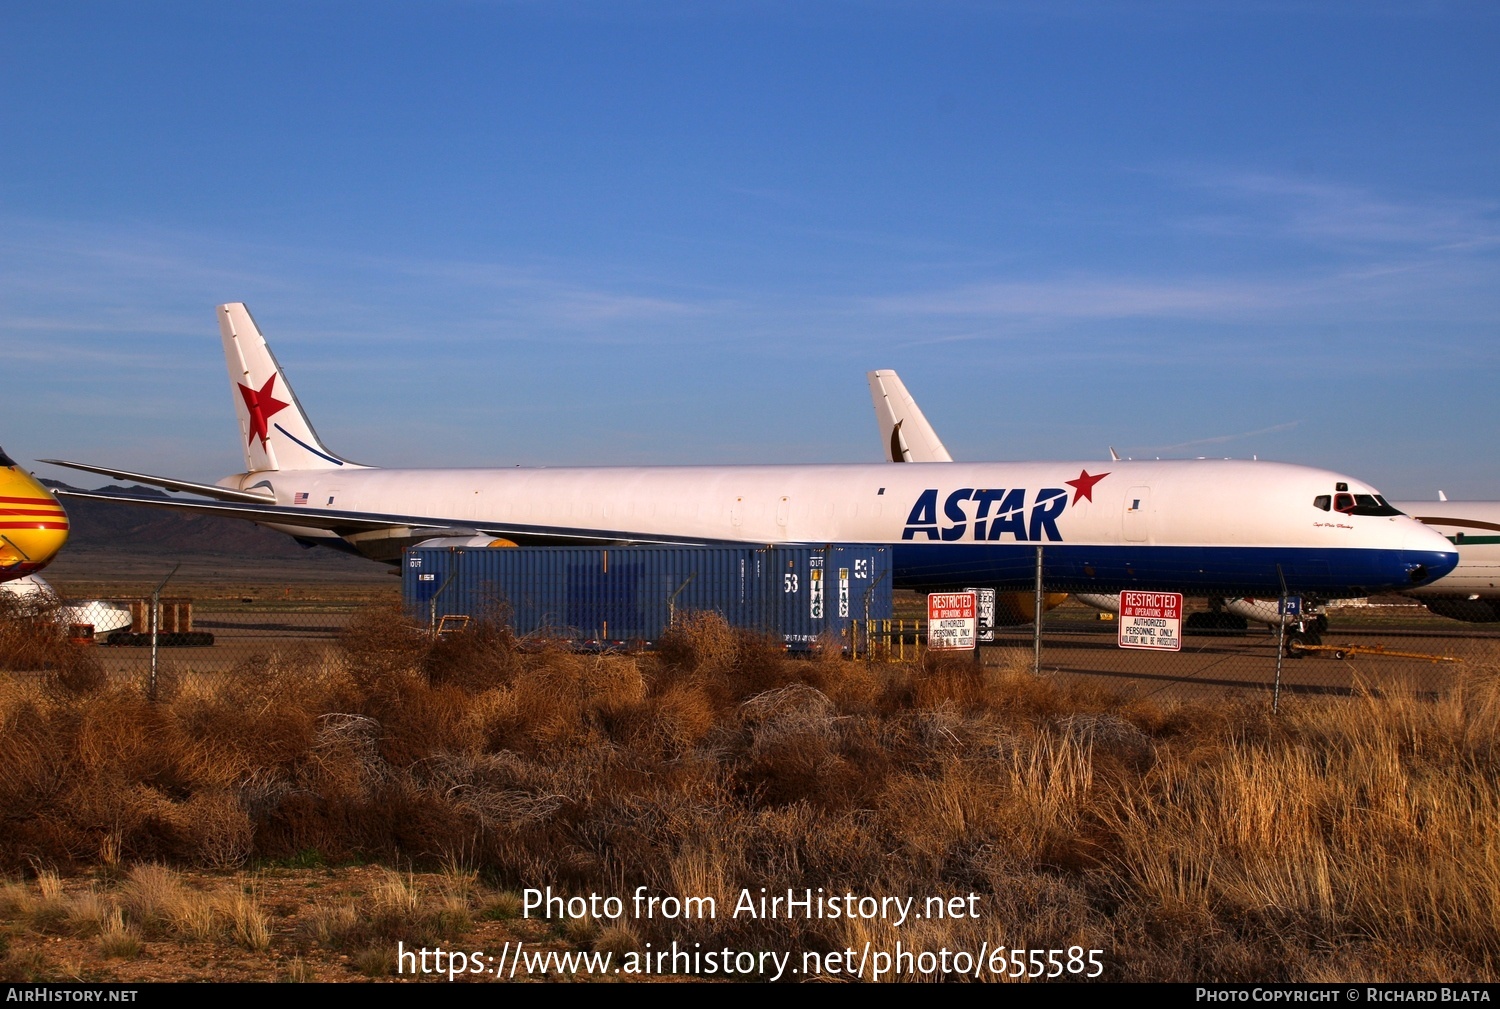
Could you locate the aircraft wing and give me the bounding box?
[52,488,680,549]
[54,488,429,534]
[40,459,276,504]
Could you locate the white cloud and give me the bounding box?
[1177,170,1500,252]
[863,170,1500,329]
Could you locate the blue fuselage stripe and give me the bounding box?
[889,543,1455,594]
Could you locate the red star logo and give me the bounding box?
[1065,469,1110,505]
[238,375,289,448]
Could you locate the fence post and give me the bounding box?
[666,573,696,630]
[148,564,179,702]
[428,568,459,638]
[1273,564,1288,714]
[863,572,886,664]
[1033,545,1044,676]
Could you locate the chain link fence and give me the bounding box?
[7,566,1494,710]
[2,571,369,701]
[862,592,1489,707]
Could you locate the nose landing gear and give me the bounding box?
[1285,621,1323,657]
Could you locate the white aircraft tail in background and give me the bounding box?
[868,370,952,464]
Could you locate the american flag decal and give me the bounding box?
[294,492,308,504]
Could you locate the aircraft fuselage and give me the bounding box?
[227,458,1456,596]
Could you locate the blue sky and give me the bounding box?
[3,2,1497,497]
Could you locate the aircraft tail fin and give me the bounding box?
[867,369,953,463]
[218,303,352,473]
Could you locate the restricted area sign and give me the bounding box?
[927,591,978,650]
[1117,591,1183,651]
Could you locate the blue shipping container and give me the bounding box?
[403,545,893,648]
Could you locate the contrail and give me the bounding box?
[1143,420,1302,454]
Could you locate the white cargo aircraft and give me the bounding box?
[868,368,1493,623]
[1388,498,1500,622]
[43,306,1457,598]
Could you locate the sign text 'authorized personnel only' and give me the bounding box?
[1117,591,1183,651]
[927,592,977,650]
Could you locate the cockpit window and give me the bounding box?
[1332,493,1402,517]
[0,446,14,467]
[1313,495,1331,511]
[1356,494,1403,516]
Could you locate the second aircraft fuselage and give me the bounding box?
[1391,500,1500,600]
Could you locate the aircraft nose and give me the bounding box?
[0,468,69,577]
[1402,521,1459,587]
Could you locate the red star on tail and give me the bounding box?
[1065,469,1110,505]
[238,375,289,448]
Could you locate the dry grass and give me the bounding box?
[0,862,517,982]
[224,886,271,952]
[303,900,360,947]
[96,907,141,959]
[2,606,1498,981]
